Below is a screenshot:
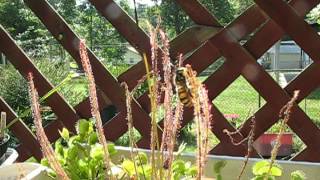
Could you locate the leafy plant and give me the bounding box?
[251,160,282,180]
[290,170,306,180]
[251,161,307,180]
[41,119,198,180]
[41,119,117,179]
[213,160,227,180]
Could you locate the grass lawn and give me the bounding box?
[199,74,320,129]
[185,74,319,152]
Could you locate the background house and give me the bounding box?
[260,40,312,70]
[123,45,141,65]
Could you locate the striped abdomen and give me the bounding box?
[177,85,193,107]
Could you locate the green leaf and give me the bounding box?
[252,161,270,175]
[107,143,117,156]
[41,158,49,167]
[214,160,227,174]
[77,119,89,136]
[186,166,197,177]
[90,144,104,160]
[67,145,78,160]
[172,159,186,174]
[252,160,282,176]
[134,152,148,165]
[269,166,282,177]
[59,128,70,140]
[54,140,64,157]
[69,62,79,69]
[88,132,98,145]
[122,159,135,176]
[291,170,306,180]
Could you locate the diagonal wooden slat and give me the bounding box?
[175,0,222,27]
[0,25,78,132]
[254,0,320,62]
[90,0,221,89]
[0,97,42,160]
[24,0,154,144]
[178,0,320,157]
[209,28,320,153]
[210,0,320,159]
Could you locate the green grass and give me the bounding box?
[205,75,266,125]
[199,75,320,128]
[183,74,319,152]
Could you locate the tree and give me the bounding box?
[157,0,236,38]
[48,0,78,24]
[200,0,235,25]
[159,0,193,37]
[229,0,254,17]
[75,1,127,65]
[307,4,320,23]
[0,0,51,56]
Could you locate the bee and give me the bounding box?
[175,67,194,107]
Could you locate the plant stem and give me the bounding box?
[143,53,160,179]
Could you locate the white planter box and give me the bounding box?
[1,146,319,179]
[114,146,320,179]
[0,148,18,167]
[0,163,52,180]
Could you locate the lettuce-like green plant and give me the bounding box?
[41,119,117,179]
[251,160,282,180]
[41,119,197,180]
[290,170,306,180]
[214,160,227,180]
[252,160,307,180]
[119,152,197,180]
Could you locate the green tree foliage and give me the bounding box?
[307,4,320,23]
[0,0,127,64]
[0,0,50,54]
[159,0,193,37]
[154,0,238,38]
[229,0,254,17]
[48,0,78,24]
[200,0,236,25]
[73,1,127,65]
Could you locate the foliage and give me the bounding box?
[159,0,193,37]
[307,4,320,23]
[48,0,78,24]
[229,0,254,17]
[41,119,117,179]
[0,0,53,56]
[199,0,235,25]
[251,161,306,180]
[0,60,87,121]
[41,119,197,180]
[291,170,306,180]
[74,1,127,64]
[213,160,227,180]
[251,160,282,180]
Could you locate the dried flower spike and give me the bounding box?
[79,40,113,178]
[28,72,69,180]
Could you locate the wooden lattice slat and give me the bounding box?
[0,26,79,133]
[24,0,155,148]
[0,97,42,161]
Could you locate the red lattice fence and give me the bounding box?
[1,0,320,162]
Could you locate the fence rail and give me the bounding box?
[0,0,320,162]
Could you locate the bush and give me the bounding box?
[0,59,88,125]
